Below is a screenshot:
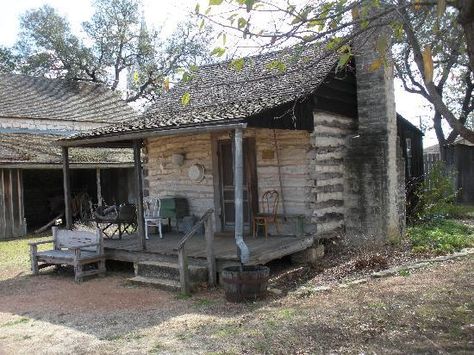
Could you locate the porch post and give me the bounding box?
[96,168,102,206]
[133,140,146,250]
[234,128,249,264]
[61,147,73,229]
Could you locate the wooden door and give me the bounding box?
[218,138,257,230]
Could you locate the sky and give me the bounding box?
[0,0,438,147]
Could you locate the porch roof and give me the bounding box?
[0,132,133,168]
[59,43,338,147]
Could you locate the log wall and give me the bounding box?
[144,128,313,234]
[311,111,356,239]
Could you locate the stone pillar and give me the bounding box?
[344,28,404,245]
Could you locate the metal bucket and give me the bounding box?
[221,265,270,303]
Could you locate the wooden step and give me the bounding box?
[128,276,181,292]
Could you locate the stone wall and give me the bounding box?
[343,31,403,245]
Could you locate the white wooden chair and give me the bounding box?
[144,197,163,239]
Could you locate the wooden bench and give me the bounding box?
[29,227,106,282]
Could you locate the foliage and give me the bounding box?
[413,161,458,220]
[11,0,213,102]
[0,47,19,74]
[408,219,474,254]
[200,0,474,144]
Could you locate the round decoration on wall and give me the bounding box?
[188,164,205,182]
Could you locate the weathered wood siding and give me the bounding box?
[0,168,26,239]
[253,129,312,215]
[311,111,356,238]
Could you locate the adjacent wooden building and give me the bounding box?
[0,74,136,239]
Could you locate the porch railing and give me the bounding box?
[176,208,216,295]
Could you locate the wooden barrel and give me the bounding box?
[221,265,270,302]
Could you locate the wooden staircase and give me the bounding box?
[128,257,209,292]
[128,208,216,294]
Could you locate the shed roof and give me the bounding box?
[63,44,338,143]
[0,132,132,167]
[0,74,137,123]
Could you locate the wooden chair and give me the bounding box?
[253,190,280,238]
[144,197,163,239]
[29,227,106,282]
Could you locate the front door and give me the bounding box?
[218,138,257,230]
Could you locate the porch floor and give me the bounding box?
[103,232,314,270]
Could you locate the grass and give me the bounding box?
[0,318,30,327]
[441,204,474,219]
[408,219,474,254]
[0,234,53,280]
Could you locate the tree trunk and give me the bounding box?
[457,0,474,71]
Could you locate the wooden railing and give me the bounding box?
[177,209,216,295]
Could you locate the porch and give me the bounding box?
[104,232,315,272]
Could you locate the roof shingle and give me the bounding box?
[0,74,137,123]
[66,44,338,141]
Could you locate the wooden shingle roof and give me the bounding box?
[65,44,338,141]
[0,74,137,123]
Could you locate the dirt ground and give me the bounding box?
[0,252,472,354]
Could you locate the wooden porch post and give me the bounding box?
[234,128,249,263]
[62,147,73,229]
[96,168,102,206]
[133,140,146,250]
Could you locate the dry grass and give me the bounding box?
[0,236,473,354]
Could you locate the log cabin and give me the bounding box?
[58,38,423,291]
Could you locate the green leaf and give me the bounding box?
[199,19,205,30]
[245,0,256,12]
[229,57,245,71]
[326,37,342,50]
[195,3,200,14]
[266,59,287,73]
[209,0,224,5]
[182,72,193,82]
[237,17,247,29]
[133,71,139,84]
[210,47,226,57]
[181,92,191,106]
[336,53,352,71]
